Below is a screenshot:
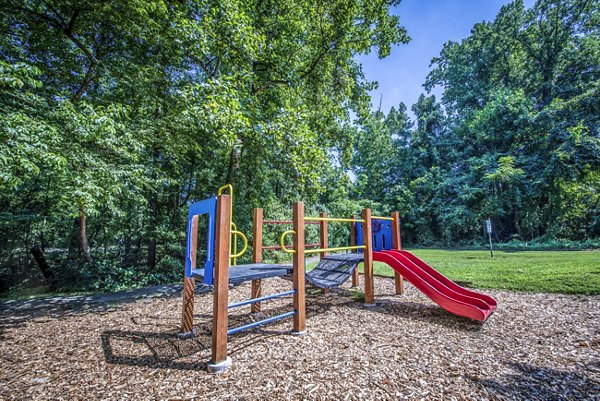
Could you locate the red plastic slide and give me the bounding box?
[373,250,497,321]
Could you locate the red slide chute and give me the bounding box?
[373,250,497,321]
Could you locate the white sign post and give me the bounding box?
[485,219,493,258]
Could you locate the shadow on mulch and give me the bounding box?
[335,288,486,332]
[100,295,339,371]
[100,289,487,371]
[0,284,211,341]
[0,302,120,342]
[473,362,600,399]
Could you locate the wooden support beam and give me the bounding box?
[391,211,404,295]
[319,212,328,259]
[292,202,306,333]
[251,208,263,312]
[362,208,375,306]
[210,194,231,365]
[350,214,359,287]
[319,212,329,294]
[393,212,402,250]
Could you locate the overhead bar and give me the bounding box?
[372,216,394,221]
[304,245,366,255]
[263,220,319,225]
[304,217,365,223]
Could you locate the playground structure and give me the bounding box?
[179,185,497,373]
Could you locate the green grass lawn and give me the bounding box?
[349,249,600,295]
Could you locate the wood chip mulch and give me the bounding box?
[1,276,599,400]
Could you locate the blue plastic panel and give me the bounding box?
[355,218,393,251]
[185,196,217,284]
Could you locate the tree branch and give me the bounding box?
[14,3,97,101]
[299,42,336,79]
[252,79,291,96]
[66,8,80,34]
[12,5,62,29]
[252,38,338,96]
[72,61,96,103]
[187,53,219,78]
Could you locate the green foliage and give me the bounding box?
[0,0,409,293]
[350,289,366,302]
[1,0,598,297]
[353,0,599,246]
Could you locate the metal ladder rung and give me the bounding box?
[227,290,295,309]
[227,311,296,335]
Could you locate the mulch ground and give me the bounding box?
[1,276,599,400]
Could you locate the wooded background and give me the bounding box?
[1,0,598,293]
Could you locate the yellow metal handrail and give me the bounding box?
[279,228,365,255]
[372,216,393,221]
[217,184,233,196]
[304,217,365,223]
[217,184,234,238]
[231,223,248,260]
[305,245,365,255]
[217,184,248,264]
[280,230,296,254]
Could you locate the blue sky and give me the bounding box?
[357,0,536,116]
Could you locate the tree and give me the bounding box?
[0,0,410,291]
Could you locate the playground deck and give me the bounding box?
[1,277,598,400]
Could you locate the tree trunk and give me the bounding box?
[72,61,96,103]
[225,139,242,184]
[30,244,56,289]
[147,239,157,269]
[68,218,80,259]
[147,195,158,269]
[79,204,93,263]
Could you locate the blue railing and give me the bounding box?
[226,290,296,335]
[228,290,296,309]
[227,311,296,335]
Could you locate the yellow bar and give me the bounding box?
[304,245,365,254]
[280,230,296,254]
[372,216,394,221]
[305,217,365,223]
[231,222,237,265]
[217,184,233,196]
[231,229,248,259]
[217,186,249,262]
[232,230,237,265]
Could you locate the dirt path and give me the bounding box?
[0,284,196,314]
[0,257,322,314]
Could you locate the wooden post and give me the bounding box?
[350,214,359,287]
[180,215,198,336]
[210,194,231,367]
[362,208,375,306]
[319,212,328,258]
[319,212,328,294]
[251,208,263,312]
[391,211,404,295]
[292,202,306,334]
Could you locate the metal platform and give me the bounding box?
[190,263,292,285]
[306,253,364,289]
